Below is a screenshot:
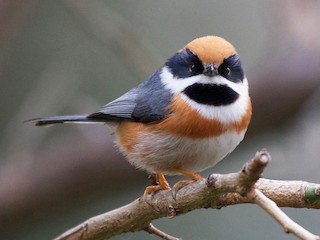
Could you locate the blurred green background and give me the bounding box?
[1,1,320,239]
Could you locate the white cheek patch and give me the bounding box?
[160,67,211,93]
[160,66,250,123]
[160,67,201,94]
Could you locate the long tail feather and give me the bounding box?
[26,115,107,126]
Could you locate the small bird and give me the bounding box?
[29,36,252,194]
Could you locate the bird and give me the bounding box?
[29,36,252,195]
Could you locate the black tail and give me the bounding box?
[26,115,107,126]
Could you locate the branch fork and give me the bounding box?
[55,150,320,240]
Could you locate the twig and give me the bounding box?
[251,189,320,240]
[144,223,181,240]
[54,150,320,240]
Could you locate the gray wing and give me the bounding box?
[88,69,173,123]
[88,87,139,120]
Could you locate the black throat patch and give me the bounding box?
[183,83,239,106]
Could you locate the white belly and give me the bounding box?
[116,130,246,174]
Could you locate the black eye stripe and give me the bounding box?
[218,54,244,83]
[166,50,244,82]
[165,49,204,78]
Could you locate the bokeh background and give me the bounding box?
[1,1,320,239]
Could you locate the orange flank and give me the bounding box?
[157,95,251,138]
[186,36,237,65]
[117,95,251,152]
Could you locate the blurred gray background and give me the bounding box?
[0,0,320,239]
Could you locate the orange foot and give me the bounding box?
[144,172,171,196]
[144,169,204,196]
[172,168,204,190]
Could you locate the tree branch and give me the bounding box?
[55,150,320,240]
[144,223,181,240]
[251,189,319,240]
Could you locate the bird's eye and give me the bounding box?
[189,64,195,73]
[223,67,231,76]
[218,54,244,83]
[218,64,230,78]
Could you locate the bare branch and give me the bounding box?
[55,150,320,240]
[144,223,181,240]
[251,189,320,240]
